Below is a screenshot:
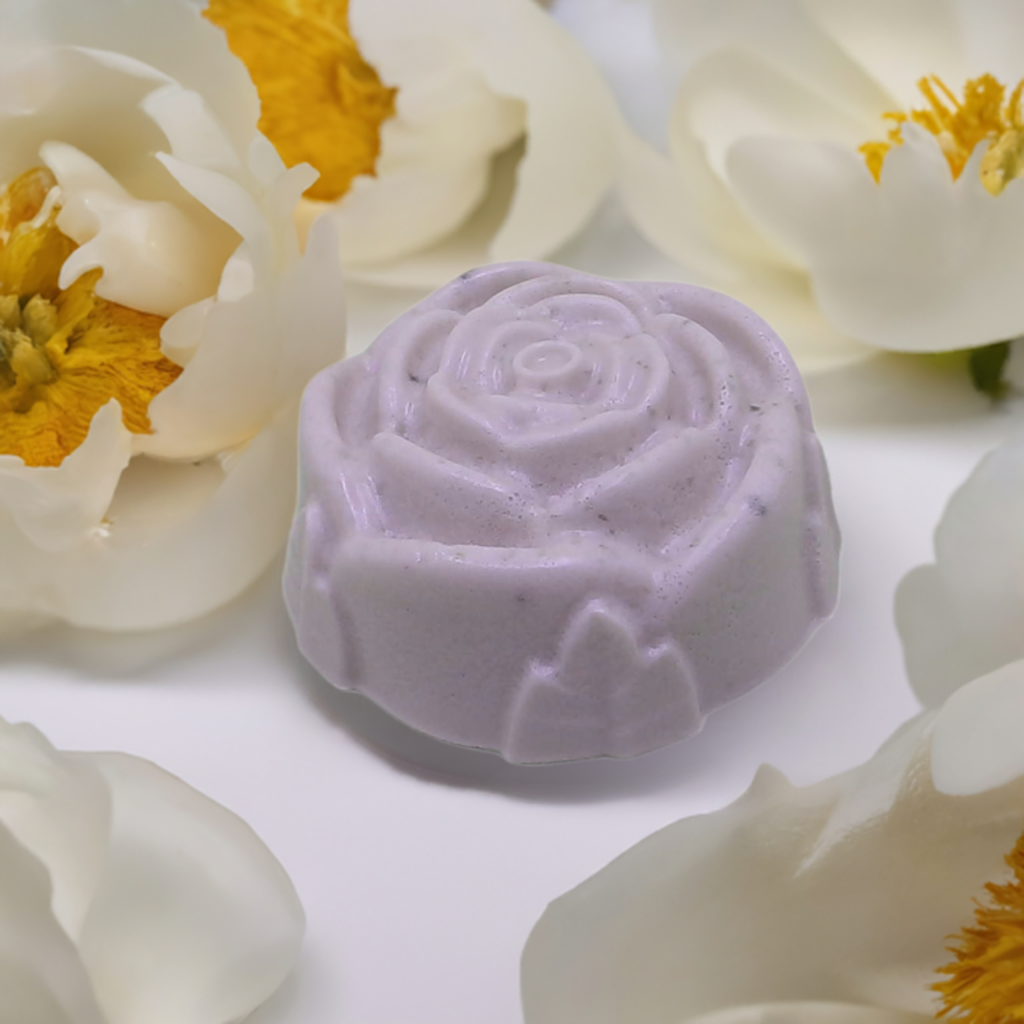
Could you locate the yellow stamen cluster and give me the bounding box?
[0,167,182,468]
[934,826,1024,1023]
[860,74,1024,195]
[205,0,397,202]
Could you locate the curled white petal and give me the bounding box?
[325,0,621,285]
[522,660,1024,1023]
[46,141,233,317]
[0,412,301,630]
[0,717,303,1024]
[75,752,304,1024]
[0,402,131,554]
[896,432,1024,706]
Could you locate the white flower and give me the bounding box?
[0,0,347,630]
[622,0,1024,371]
[523,656,1024,1024]
[285,262,838,762]
[897,431,1024,708]
[0,716,303,1024]
[205,0,622,288]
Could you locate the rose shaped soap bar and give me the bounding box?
[285,263,839,762]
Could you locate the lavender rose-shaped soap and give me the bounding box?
[285,263,839,762]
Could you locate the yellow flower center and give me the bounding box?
[205,0,397,202]
[860,74,1024,195]
[933,825,1024,1023]
[0,167,182,468]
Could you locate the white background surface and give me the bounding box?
[3,2,1024,1021]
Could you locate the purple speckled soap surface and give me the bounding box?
[284,262,839,763]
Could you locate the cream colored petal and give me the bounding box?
[0,721,111,944]
[522,670,1024,1024]
[727,126,1024,350]
[951,0,1024,82]
[44,142,232,318]
[347,0,619,280]
[0,413,299,630]
[74,751,303,1024]
[3,0,260,161]
[337,142,522,289]
[617,140,872,373]
[931,660,1024,795]
[896,433,1024,707]
[800,0,966,104]
[619,134,766,282]
[143,215,345,459]
[686,1004,927,1024]
[0,823,106,1024]
[654,0,894,116]
[322,157,493,268]
[0,401,131,553]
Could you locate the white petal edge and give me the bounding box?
[0,721,111,944]
[144,214,345,460]
[0,411,300,630]
[341,0,620,285]
[1,0,260,162]
[896,432,1024,706]
[0,401,131,553]
[74,750,303,1024]
[0,822,106,1024]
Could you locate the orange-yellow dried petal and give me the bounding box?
[205,0,397,202]
[934,825,1024,1024]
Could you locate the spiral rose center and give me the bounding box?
[512,340,588,395]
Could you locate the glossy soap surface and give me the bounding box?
[285,262,840,761]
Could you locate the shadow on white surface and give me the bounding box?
[807,351,1018,430]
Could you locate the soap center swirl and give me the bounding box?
[512,339,586,394]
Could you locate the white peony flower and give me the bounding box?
[622,0,1024,372]
[0,716,303,1024]
[0,0,347,630]
[204,0,622,288]
[897,431,1024,708]
[523,656,1024,1024]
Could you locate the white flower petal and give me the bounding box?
[74,751,303,1024]
[8,0,260,160]
[896,432,1024,706]
[45,142,233,317]
[0,722,111,943]
[342,0,619,280]
[0,402,131,553]
[951,0,1024,82]
[329,142,522,289]
[0,414,299,629]
[931,660,1024,795]
[686,1004,926,1024]
[618,140,873,373]
[522,669,1024,1024]
[144,215,344,458]
[654,0,894,116]
[319,157,494,268]
[727,125,1024,350]
[799,0,966,103]
[0,823,106,1024]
